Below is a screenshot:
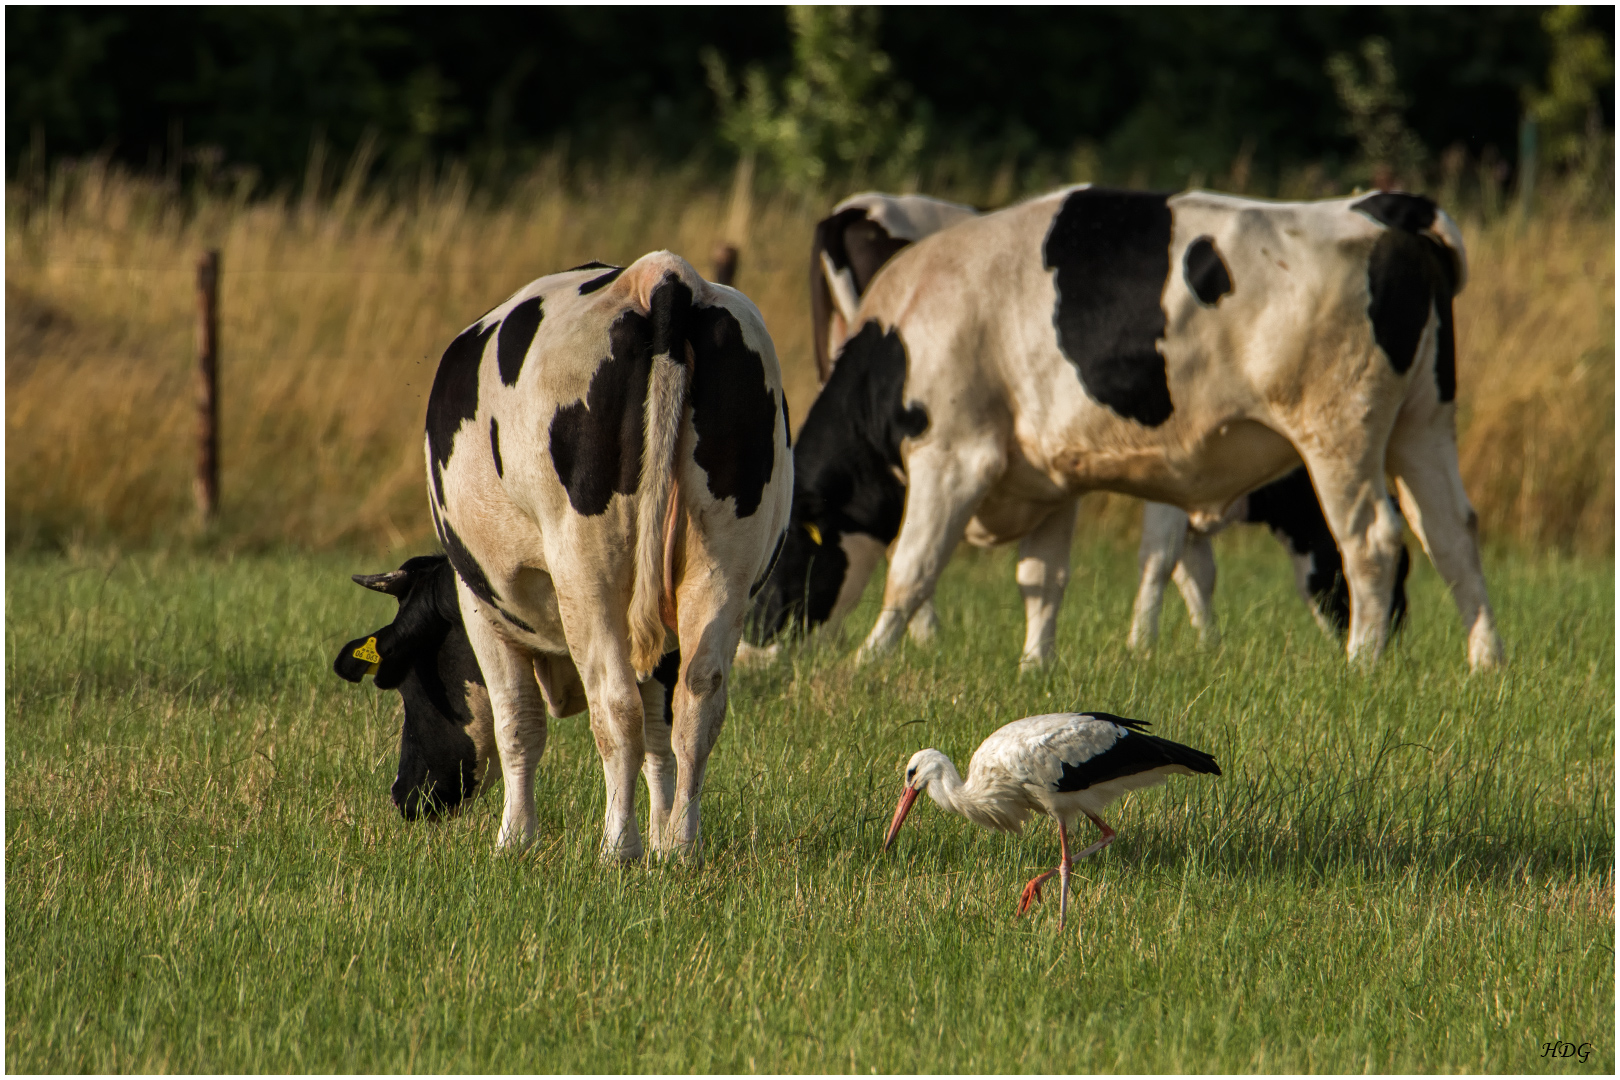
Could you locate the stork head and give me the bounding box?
[883,749,950,851]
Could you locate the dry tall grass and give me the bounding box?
[6,159,1613,556]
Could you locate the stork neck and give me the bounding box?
[924,755,968,817]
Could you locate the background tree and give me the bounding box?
[704,6,925,192]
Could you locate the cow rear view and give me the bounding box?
[425,252,792,861]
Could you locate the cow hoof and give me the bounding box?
[494,831,537,854]
[1017,653,1049,674]
[1468,632,1506,671]
[652,839,703,866]
[599,842,645,865]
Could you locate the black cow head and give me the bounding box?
[746,497,857,646]
[333,554,494,820]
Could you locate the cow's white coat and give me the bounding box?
[837,188,1502,670]
[432,253,792,861]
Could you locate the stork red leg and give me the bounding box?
[1016,868,1057,917]
[1017,821,1077,925]
[1056,820,1073,931]
[1070,810,1117,861]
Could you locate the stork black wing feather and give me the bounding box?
[1054,717,1220,792]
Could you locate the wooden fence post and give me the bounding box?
[711,242,739,287]
[195,249,220,524]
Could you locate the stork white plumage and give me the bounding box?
[882,712,1221,929]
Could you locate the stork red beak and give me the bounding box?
[883,785,920,851]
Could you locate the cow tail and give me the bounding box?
[628,267,696,678]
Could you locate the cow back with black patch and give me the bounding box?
[689,305,778,517]
[547,308,655,516]
[425,321,498,506]
[1042,188,1176,427]
[1353,193,1458,402]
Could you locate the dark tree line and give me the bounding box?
[7,5,1611,188]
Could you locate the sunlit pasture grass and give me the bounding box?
[4,160,1614,555]
[5,534,1611,1072]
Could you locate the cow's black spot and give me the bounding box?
[820,207,912,292]
[1043,188,1175,427]
[434,511,500,605]
[489,417,504,478]
[1351,192,1436,234]
[745,320,926,645]
[1354,193,1458,401]
[548,308,654,515]
[1243,466,1411,637]
[1053,714,1219,792]
[782,396,792,447]
[568,261,619,272]
[579,267,625,294]
[648,273,694,363]
[1364,230,1434,376]
[689,304,777,516]
[811,207,914,377]
[425,321,498,507]
[1183,236,1232,306]
[497,296,543,386]
[651,648,680,725]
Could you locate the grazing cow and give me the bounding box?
[425,252,792,860]
[768,192,1415,663]
[333,554,682,821]
[752,186,1502,672]
[811,192,978,382]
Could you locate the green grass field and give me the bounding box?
[5,535,1613,1072]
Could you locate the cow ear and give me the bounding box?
[333,632,384,683]
[353,570,410,596]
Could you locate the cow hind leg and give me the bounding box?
[858,440,1005,665]
[1388,426,1504,670]
[1171,530,1220,648]
[1128,502,1189,652]
[639,675,677,850]
[663,574,754,862]
[461,605,550,852]
[1295,451,1405,666]
[551,590,649,863]
[1016,498,1078,670]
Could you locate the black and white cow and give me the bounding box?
[811,193,978,382]
[333,554,682,821]
[425,252,792,860]
[780,192,1414,663]
[752,187,1502,671]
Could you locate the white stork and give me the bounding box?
[882,712,1220,929]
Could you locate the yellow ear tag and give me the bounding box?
[352,636,382,675]
[803,522,823,545]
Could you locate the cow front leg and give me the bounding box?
[639,668,677,850]
[1128,502,1189,652]
[1389,426,1504,670]
[1016,498,1078,670]
[1298,454,1405,666]
[460,601,550,851]
[857,441,1004,665]
[1171,530,1219,648]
